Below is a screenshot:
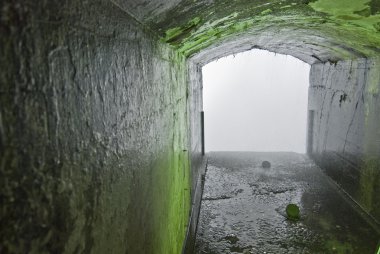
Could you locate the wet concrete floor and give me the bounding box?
[194,152,380,254]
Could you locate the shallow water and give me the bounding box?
[194,152,380,254]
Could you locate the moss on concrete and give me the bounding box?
[309,0,380,34]
[151,0,380,60]
[325,239,354,253]
[156,151,190,253]
[359,158,380,216]
[164,17,202,43]
[0,0,193,253]
[286,203,300,220]
[359,58,380,221]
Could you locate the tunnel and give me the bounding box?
[0,0,380,253]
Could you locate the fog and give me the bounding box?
[202,49,310,153]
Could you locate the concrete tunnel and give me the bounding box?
[0,0,380,253]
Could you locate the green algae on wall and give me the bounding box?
[309,0,380,32]
[164,17,202,43]
[0,0,193,252]
[154,0,380,62]
[149,92,191,254]
[151,151,191,254]
[172,14,263,57]
[310,0,372,16]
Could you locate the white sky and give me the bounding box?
[202,49,310,153]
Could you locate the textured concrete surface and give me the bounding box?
[0,0,200,253]
[195,152,379,253]
[309,58,380,224]
[185,61,207,253]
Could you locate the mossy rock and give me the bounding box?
[286,204,300,220]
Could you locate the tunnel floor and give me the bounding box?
[194,152,379,254]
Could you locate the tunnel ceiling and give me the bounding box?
[119,0,380,64]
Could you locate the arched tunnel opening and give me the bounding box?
[1,0,380,253]
[202,49,310,153]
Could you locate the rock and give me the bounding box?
[286,204,300,220]
[262,161,271,168]
[223,234,239,244]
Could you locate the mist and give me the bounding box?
[202,49,310,153]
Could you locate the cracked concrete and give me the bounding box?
[195,152,379,253]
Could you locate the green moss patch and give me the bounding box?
[164,17,202,44]
[286,203,300,220]
[309,0,380,32]
[156,0,380,60]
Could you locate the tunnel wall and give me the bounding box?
[0,0,200,253]
[184,61,205,253]
[309,58,380,225]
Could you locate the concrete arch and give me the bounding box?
[120,0,380,64]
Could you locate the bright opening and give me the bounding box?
[202,49,310,153]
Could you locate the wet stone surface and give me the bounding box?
[195,152,380,254]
